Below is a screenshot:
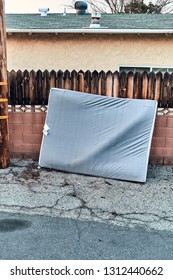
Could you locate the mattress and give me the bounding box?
[39,88,157,182]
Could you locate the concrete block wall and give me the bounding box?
[9,112,173,165]
[9,112,46,160]
[150,116,173,165]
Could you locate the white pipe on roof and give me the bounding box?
[6,28,173,34]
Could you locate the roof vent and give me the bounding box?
[39,8,49,16]
[74,1,88,15]
[89,13,101,28]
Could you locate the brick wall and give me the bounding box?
[9,112,173,165]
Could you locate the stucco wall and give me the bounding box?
[6,33,173,72]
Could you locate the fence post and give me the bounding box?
[0,0,10,168]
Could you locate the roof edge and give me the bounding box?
[6,28,173,35]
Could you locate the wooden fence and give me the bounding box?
[8,69,173,108]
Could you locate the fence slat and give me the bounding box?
[168,73,173,108]
[98,71,105,96]
[112,71,119,98]
[147,72,155,100]
[91,71,98,95]
[106,71,113,97]
[50,70,56,88]
[57,70,63,89]
[78,71,84,92]
[71,70,78,91]
[16,70,23,104]
[119,71,127,98]
[161,72,170,108]
[9,70,16,105]
[127,71,134,99]
[133,72,141,99]
[30,70,36,105]
[155,72,162,104]
[43,70,50,105]
[23,70,30,105]
[84,70,91,93]
[64,70,71,90]
[36,70,43,105]
[141,71,148,99]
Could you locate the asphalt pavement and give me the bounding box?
[0,159,173,259]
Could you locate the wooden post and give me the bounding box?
[0,0,10,168]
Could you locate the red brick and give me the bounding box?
[9,133,23,143]
[151,137,165,147]
[155,147,173,157]
[155,116,167,127]
[155,127,173,138]
[149,156,164,165]
[32,124,44,133]
[8,113,23,124]
[167,117,173,128]
[23,134,42,144]
[13,143,33,153]
[10,124,33,133]
[164,157,173,165]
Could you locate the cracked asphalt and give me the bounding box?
[0,158,173,232]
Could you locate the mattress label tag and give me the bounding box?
[43,123,50,136]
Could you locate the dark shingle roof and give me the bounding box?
[5,13,173,31]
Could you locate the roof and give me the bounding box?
[5,13,173,34]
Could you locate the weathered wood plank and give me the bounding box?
[119,71,127,98]
[106,71,113,97]
[84,70,91,93]
[147,72,155,100]
[133,72,141,99]
[23,69,30,104]
[91,71,98,95]
[98,70,105,96]
[78,70,84,92]
[112,71,119,98]
[9,70,16,105]
[30,70,36,105]
[64,70,71,90]
[43,70,49,105]
[36,70,43,105]
[127,71,134,99]
[141,71,148,99]
[71,70,78,91]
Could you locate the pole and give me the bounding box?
[0,0,10,168]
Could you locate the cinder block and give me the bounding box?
[151,137,166,147]
[23,134,42,144]
[9,133,23,143]
[155,127,173,138]
[155,116,167,127]
[13,143,33,153]
[32,124,44,134]
[12,124,33,133]
[8,113,23,124]
[167,117,173,128]
[155,147,173,157]
[166,138,173,148]
[149,156,164,165]
[164,157,173,165]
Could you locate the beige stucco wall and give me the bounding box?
[6,33,173,72]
